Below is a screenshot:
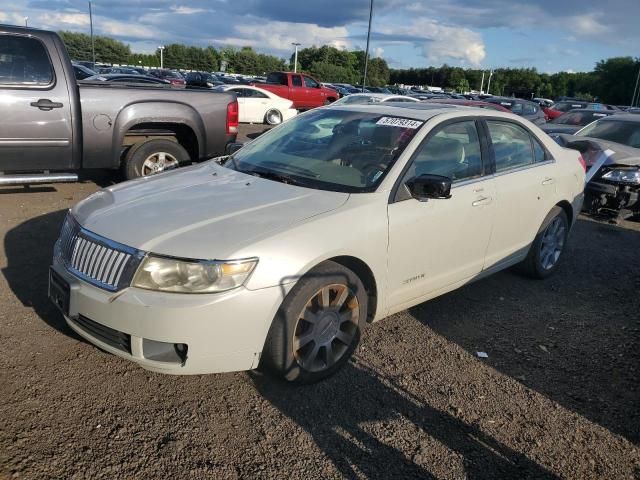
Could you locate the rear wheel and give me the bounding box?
[261,261,367,383]
[264,109,283,125]
[123,139,190,180]
[518,207,569,279]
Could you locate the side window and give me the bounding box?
[402,121,483,183]
[532,138,547,163]
[510,102,523,114]
[303,76,319,88]
[523,103,537,115]
[0,34,54,86]
[487,121,535,172]
[232,88,247,98]
[246,89,268,98]
[292,75,303,87]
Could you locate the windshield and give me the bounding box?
[577,120,640,148]
[224,109,423,192]
[551,111,607,126]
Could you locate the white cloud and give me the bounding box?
[170,5,207,15]
[225,21,350,52]
[373,47,384,58]
[378,19,486,66]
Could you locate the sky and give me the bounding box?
[1,0,639,73]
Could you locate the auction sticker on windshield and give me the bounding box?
[376,117,423,129]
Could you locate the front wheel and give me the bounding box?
[261,261,367,384]
[518,207,569,279]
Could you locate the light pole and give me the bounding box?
[88,1,95,65]
[486,69,494,94]
[631,62,640,107]
[480,70,485,93]
[24,17,28,27]
[158,45,165,69]
[291,42,301,73]
[362,0,374,91]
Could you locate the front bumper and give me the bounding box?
[50,264,288,375]
[584,180,639,215]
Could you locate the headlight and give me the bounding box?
[132,255,258,293]
[601,169,640,185]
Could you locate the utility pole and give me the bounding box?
[362,0,374,91]
[291,42,301,73]
[158,45,165,69]
[631,62,640,107]
[89,1,95,65]
[486,69,494,94]
[480,71,485,93]
[24,17,28,27]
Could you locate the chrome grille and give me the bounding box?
[55,214,143,291]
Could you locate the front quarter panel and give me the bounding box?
[236,193,390,320]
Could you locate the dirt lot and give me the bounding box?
[1,125,639,479]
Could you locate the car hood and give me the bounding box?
[556,135,640,167]
[72,162,349,259]
[541,124,580,135]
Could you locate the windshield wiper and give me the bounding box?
[243,169,307,187]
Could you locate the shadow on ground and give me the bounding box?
[407,218,640,444]
[2,209,82,340]
[252,362,559,480]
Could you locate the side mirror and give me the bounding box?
[225,142,244,154]
[405,174,452,201]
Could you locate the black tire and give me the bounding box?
[264,109,283,125]
[323,99,333,106]
[260,261,368,384]
[123,139,190,180]
[517,206,569,279]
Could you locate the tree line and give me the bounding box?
[390,58,640,105]
[59,31,639,105]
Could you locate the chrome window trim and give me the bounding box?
[493,159,555,178]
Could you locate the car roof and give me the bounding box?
[325,102,500,121]
[562,108,615,114]
[596,114,640,123]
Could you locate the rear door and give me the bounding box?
[0,33,74,171]
[481,119,558,269]
[289,74,307,108]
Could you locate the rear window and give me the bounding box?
[266,72,287,85]
[577,120,640,148]
[0,34,54,86]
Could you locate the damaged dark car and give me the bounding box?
[556,115,640,220]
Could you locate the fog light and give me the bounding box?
[142,339,188,364]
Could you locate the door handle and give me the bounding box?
[472,196,492,206]
[30,99,63,111]
[542,177,555,185]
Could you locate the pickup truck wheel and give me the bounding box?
[260,261,367,384]
[123,139,190,180]
[265,109,283,125]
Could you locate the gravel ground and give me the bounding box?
[1,125,639,479]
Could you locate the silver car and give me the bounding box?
[50,104,585,383]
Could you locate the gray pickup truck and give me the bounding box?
[0,25,238,184]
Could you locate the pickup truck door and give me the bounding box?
[0,33,74,172]
[302,75,324,108]
[289,74,306,108]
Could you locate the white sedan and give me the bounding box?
[332,93,421,105]
[216,85,297,125]
[50,104,585,384]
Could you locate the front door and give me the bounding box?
[387,119,495,310]
[0,33,73,171]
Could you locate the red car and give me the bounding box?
[253,72,339,110]
[148,69,186,87]
[423,99,511,112]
